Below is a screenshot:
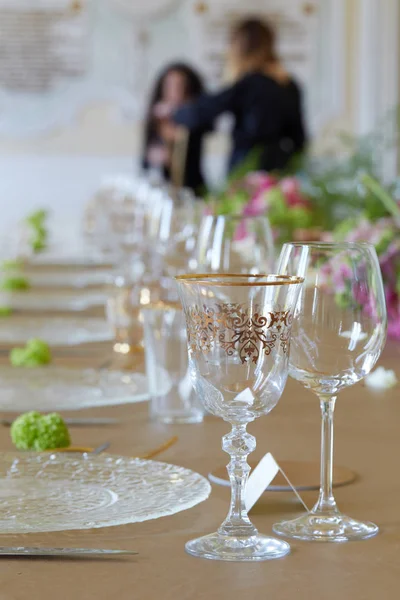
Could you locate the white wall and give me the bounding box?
[0,142,229,234]
[0,0,398,238]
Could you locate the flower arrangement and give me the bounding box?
[326,175,400,339]
[209,171,317,244]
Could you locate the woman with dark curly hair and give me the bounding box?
[142,63,207,192]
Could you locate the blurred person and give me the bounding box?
[142,63,207,193]
[154,18,307,175]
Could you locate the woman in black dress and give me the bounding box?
[154,19,307,174]
[142,63,208,193]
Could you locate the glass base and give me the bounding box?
[185,532,290,562]
[273,512,379,543]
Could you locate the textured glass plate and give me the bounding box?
[0,317,113,345]
[0,366,148,411]
[28,249,118,268]
[0,453,211,533]
[23,270,112,288]
[0,290,108,311]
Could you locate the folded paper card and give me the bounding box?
[245,452,310,512]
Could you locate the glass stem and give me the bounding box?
[218,424,257,538]
[313,395,339,515]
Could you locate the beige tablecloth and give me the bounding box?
[0,339,398,600]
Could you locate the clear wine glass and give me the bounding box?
[193,214,275,274]
[153,188,200,276]
[176,273,303,561]
[273,242,387,542]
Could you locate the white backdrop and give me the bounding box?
[0,152,227,236]
[0,0,398,238]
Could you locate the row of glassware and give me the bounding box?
[89,176,388,561]
[95,177,274,368]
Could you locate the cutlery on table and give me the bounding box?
[0,417,121,428]
[0,547,138,558]
[52,436,178,459]
[48,442,110,454]
[139,435,178,459]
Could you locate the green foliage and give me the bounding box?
[265,188,313,243]
[335,292,350,309]
[11,411,70,451]
[303,106,400,229]
[25,209,48,229]
[25,209,49,254]
[226,147,262,186]
[332,218,357,241]
[213,190,248,216]
[361,174,400,220]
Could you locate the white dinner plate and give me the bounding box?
[0,316,113,345]
[0,366,149,411]
[18,270,113,288]
[0,289,108,311]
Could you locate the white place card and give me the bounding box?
[245,452,310,513]
[245,453,280,511]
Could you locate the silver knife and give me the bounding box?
[0,547,138,557]
[0,417,120,427]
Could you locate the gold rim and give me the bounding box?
[175,273,304,287]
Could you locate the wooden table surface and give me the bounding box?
[0,336,399,600]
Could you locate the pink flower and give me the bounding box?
[243,192,266,217]
[332,263,352,290]
[234,220,249,241]
[246,172,277,194]
[386,287,400,339]
[280,177,300,197]
[280,177,310,208]
[388,319,400,339]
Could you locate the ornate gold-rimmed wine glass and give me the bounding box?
[176,273,303,561]
[273,242,387,542]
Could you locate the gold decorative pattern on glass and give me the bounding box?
[185,303,293,364]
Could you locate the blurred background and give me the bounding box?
[0,0,398,237]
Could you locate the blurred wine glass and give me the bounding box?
[193,214,275,274]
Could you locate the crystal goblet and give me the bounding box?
[176,273,303,561]
[273,242,387,542]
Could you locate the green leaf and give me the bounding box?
[361,174,400,219]
[226,148,262,187]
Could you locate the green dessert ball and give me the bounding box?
[26,338,52,363]
[9,339,52,367]
[9,347,29,367]
[0,276,30,291]
[10,411,42,450]
[11,412,70,451]
[34,413,71,451]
